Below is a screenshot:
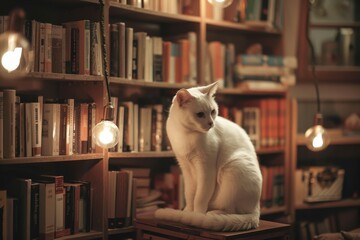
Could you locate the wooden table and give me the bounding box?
[135,218,291,240]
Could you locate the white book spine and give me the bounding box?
[39,183,55,240]
[67,99,74,155]
[42,104,60,156]
[30,102,42,156]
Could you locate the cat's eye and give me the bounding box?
[211,109,216,115]
[196,112,205,118]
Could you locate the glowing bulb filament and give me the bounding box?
[1,47,22,72]
[99,127,115,145]
[312,134,324,148]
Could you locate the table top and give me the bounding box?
[135,218,292,240]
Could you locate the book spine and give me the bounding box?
[67,99,75,155]
[59,104,68,155]
[110,23,119,77]
[87,103,96,153]
[0,92,3,159]
[30,184,40,240]
[118,22,126,78]
[126,27,133,80]
[80,103,89,154]
[51,24,63,73]
[44,23,52,73]
[39,182,55,240]
[31,103,42,156]
[84,20,91,75]
[0,190,7,240]
[3,90,16,159]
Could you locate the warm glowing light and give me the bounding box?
[92,120,120,149]
[0,32,32,79]
[1,47,22,72]
[312,134,324,148]
[305,125,330,152]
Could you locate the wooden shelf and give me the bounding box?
[27,72,104,82]
[109,77,196,89]
[0,154,103,165]
[218,87,287,96]
[295,199,360,210]
[261,206,287,216]
[55,231,103,240]
[310,22,360,28]
[109,2,201,23]
[108,151,175,159]
[108,226,136,235]
[205,19,281,35]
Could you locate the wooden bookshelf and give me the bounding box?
[0,0,292,239]
[295,199,360,211]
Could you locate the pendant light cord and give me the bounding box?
[306,0,321,114]
[99,0,112,104]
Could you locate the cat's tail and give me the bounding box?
[154,208,259,231]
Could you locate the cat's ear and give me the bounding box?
[200,81,218,97]
[176,89,194,107]
[198,82,219,97]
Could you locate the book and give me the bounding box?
[125,27,133,80]
[3,89,16,159]
[152,36,163,82]
[30,182,40,240]
[38,175,65,238]
[134,32,147,80]
[42,104,61,156]
[38,181,55,240]
[44,23,52,73]
[63,20,91,75]
[239,54,298,68]
[0,190,6,240]
[139,107,152,152]
[67,99,75,155]
[116,106,125,153]
[108,171,117,229]
[115,171,129,228]
[64,182,81,234]
[29,102,42,156]
[110,23,119,77]
[80,103,89,154]
[51,24,64,73]
[59,104,69,155]
[87,102,96,153]
[118,22,126,78]
[67,180,91,232]
[7,178,32,240]
[0,92,3,159]
[90,21,102,76]
[6,197,18,240]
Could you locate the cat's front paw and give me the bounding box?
[183,205,193,212]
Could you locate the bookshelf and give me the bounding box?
[0,0,292,239]
[297,0,360,83]
[289,99,360,239]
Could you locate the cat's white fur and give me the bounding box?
[154,82,262,231]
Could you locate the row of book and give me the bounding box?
[260,165,285,209]
[109,21,197,84]
[219,98,286,149]
[297,209,360,240]
[0,176,91,240]
[0,89,96,159]
[110,0,192,16]
[0,16,103,76]
[110,97,171,153]
[205,40,297,90]
[107,166,185,227]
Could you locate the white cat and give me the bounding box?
[154,81,262,231]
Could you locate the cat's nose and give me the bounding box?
[208,122,213,127]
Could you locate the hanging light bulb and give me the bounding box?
[92,0,120,149]
[304,0,330,152]
[207,0,233,8]
[0,8,32,79]
[92,104,120,149]
[305,114,330,152]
